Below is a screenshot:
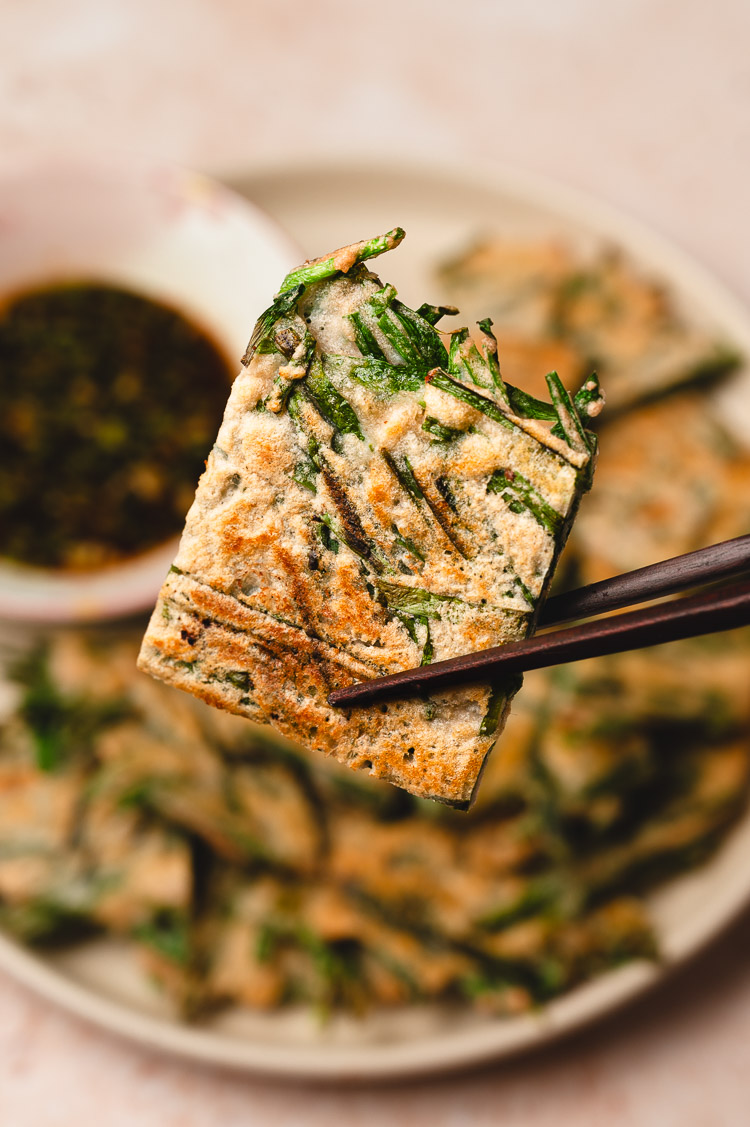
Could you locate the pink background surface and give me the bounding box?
[1,2,749,1123]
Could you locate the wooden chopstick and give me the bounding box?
[328,537,750,709]
[540,534,750,626]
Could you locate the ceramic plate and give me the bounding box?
[1,158,749,1080]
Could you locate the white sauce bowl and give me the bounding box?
[0,156,300,622]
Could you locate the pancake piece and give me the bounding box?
[572,391,734,583]
[138,231,602,807]
[439,239,739,413]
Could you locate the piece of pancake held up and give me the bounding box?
[138,230,602,807]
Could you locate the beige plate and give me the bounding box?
[1,158,749,1081]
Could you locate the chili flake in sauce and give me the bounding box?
[0,282,234,570]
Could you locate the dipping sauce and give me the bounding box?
[0,282,234,570]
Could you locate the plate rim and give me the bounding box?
[223,151,750,352]
[0,927,661,1081]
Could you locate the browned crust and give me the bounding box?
[139,574,496,807]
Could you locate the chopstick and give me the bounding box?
[328,535,750,709]
[539,533,750,626]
